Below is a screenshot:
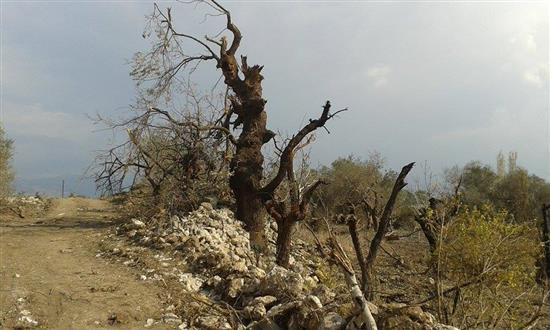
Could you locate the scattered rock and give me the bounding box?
[318,312,346,330]
[227,277,245,298]
[20,309,31,316]
[130,219,146,229]
[113,203,460,330]
[379,303,458,330]
[18,315,38,327]
[178,273,204,292]
[260,266,304,298]
[312,285,336,305]
[303,295,322,310]
[144,318,155,327]
[162,312,181,323]
[249,295,277,307]
[244,303,267,320]
[107,313,118,325]
[196,315,232,330]
[206,275,223,287]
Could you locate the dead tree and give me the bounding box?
[414,197,444,252]
[361,189,381,231]
[307,220,378,330]
[93,90,229,211]
[264,136,322,267]
[414,177,462,253]
[345,162,415,299]
[133,1,345,249]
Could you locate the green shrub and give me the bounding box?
[434,205,540,328]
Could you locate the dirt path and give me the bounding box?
[0,198,171,329]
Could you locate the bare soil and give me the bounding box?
[0,198,172,329]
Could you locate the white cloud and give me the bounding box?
[367,65,391,87]
[523,70,543,88]
[3,102,94,141]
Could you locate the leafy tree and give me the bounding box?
[456,161,550,222]
[491,168,535,222]
[316,154,385,216]
[314,154,413,230]
[460,161,498,207]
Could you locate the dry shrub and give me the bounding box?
[0,125,14,199]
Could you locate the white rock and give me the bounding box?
[178,273,203,292]
[18,315,38,327]
[227,278,245,298]
[197,316,232,330]
[304,295,323,309]
[249,295,277,306]
[131,219,146,228]
[319,312,346,330]
[163,313,181,323]
[206,275,222,287]
[244,303,266,320]
[20,309,31,316]
[144,318,155,327]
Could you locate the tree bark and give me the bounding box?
[415,214,438,253]
[217,26,269,250]
[275,218,295,267]
[364,162,414,299]
[229,109,268,250]
[347,214,368,287]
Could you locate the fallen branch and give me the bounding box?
[309,219,378,330]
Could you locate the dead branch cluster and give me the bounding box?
[93,87,231,213]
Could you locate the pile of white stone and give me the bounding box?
[122,203,342,329]
[121,203,459,330]
[1,196,47,218]
[6,196,44,205]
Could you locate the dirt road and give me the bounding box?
[0,198,171,329]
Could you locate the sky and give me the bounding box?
[1,0,548,196]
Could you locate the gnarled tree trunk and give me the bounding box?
[275,217,296,266]
[132,2,344,252]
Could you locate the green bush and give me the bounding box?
[434,205,540,328]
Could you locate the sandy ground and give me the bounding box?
[0,198,171,329]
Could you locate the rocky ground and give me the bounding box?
[0,196,49,220]
[0,198,173,329]
[6,197,543,329]
[98,202,459,330]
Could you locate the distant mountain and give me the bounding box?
[15,174,97,197]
